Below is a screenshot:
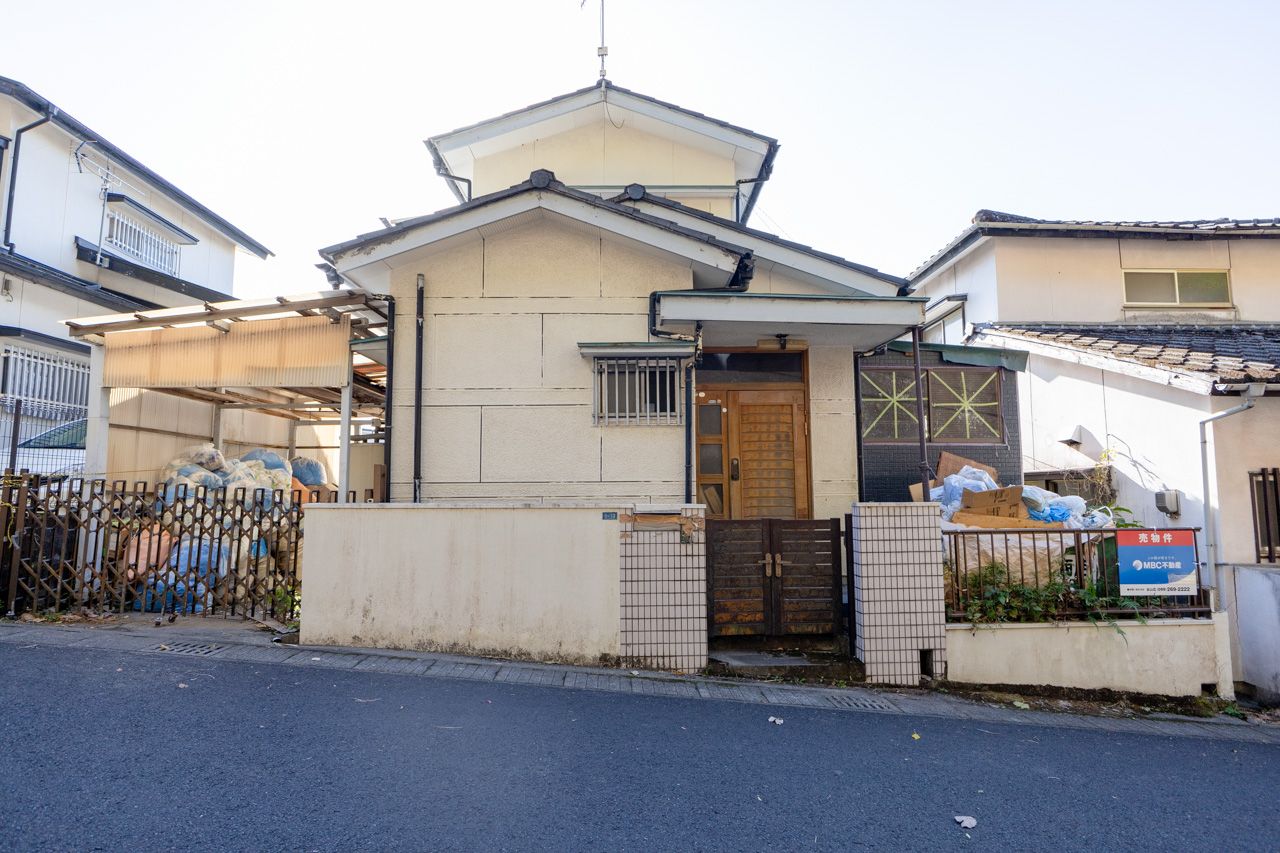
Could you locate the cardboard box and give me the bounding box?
[961,486,1029,519]
[950,511,1064,530]
[908,451,1003,502]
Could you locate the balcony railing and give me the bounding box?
[105,209,181,276]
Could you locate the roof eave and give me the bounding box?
[0,75,273,259]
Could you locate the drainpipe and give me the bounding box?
[647,254,751,504]
[683,323,703,503]
[909,326,932,496]
[382,294,396,502]
[3,112,54,253]
[1199,384,1263,611]
[412,274,425,502]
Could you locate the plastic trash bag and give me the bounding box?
[290,455,328,487]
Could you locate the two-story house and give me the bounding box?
[908,211,1280,699]
[320,79,926,523]
[0,75,272,476]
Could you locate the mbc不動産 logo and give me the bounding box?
[1131,559,1185,572]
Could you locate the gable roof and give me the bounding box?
[425,79,779,224]
[908,209,1280,287]
[319,169,750,286]
[615,187,904,292]
[975,322,1280,390]
[0,75,272,258]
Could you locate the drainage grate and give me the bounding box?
[150,642,224,657]
[824,694,896,712]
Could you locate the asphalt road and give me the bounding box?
[1,644,1276,852]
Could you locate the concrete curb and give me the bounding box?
[2,620,1277,745]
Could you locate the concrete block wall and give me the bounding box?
[619,505,707,672]
[850,502,947,686]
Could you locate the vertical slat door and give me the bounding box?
[770,519,841,636]
[707,520,770,637]
[727,389,809,520]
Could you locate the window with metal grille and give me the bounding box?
[927,368,1003,443]
[859,366,1004,445]
[1,344,90,418]
[593,357,683,425]
[106,209,181,276]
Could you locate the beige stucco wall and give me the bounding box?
[1210,397,1280,565]
[386,215,860,513]
[916,235,1280,330]
[471,120,735,215]
[299,504,623,662]
[946,614,1232,697]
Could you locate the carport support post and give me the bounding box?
[910,326,930,495]
[338,361,353,503]
[83,343,110,479]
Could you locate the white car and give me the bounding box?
[11,418,86,476]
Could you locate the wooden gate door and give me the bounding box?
[708,518,841,638]
[726,389,810,520]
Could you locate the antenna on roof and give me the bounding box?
[581,0,608,80]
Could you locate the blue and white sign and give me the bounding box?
[1116,530,1198,596]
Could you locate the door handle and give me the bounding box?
[759,553,773,578]
[730,458,740,481]
[774,554,790,578]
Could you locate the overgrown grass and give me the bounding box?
[956,562,1149,632]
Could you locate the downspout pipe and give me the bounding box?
[412,274,425,502]
[3,112,53,253]
[909,326,932,495]
[382,295,396,502]
[1199,385,1263,611]
[683,323,703,503]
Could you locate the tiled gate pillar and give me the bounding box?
[849,502,947,686]
[619,505,707,673]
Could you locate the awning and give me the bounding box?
[652,290,926,349]
[885,340,1028,372]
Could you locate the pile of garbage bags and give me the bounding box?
[929,465,1109,529]
[160,443,330,505]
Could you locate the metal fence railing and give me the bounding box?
[943,527,1210,623]
[1249,468,1280,563]
[1,396,88,477]
[0,471,334,621]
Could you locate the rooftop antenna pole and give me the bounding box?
[586,0,609,81]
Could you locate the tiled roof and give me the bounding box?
[908,210,1280,285]
[973,210,1280,232]
[982,323,1280,383]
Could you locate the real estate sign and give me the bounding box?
[1116,530,1198,596]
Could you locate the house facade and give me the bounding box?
[322,80,924,521]
[908,212,1280,699]
[0,75,273,478]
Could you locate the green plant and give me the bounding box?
[956,561,1149,635]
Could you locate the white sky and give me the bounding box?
[7,0,1280,296]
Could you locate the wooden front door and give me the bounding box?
[696,388,809,520]
[707,518,842,638]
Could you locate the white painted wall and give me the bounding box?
[946,615,1232,697]
[300,504,624,663]
[1222,564,1280,704]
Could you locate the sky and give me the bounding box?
[6,0,1280,296]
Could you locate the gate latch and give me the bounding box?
[774,554,791,578]
[759,553,774,577]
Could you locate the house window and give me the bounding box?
[1,344,90,418]
[927,368,1003,444]
[105,209,181,276]
[593,357,683,425]
[1123,270,1231,306]
[1250,468,1280,563]
[859,366,1004,445]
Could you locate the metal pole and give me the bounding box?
[338,355,353,504]
[6,397,20,472]
[1199,389,1259,611]
[909,326,931,497]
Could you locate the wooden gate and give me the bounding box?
[706,518,841,639]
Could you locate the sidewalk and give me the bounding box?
[2,616,1277,745]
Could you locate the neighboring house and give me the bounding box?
[907,211,1280,698]
[0,75,271,476]
[320,79,924,520]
